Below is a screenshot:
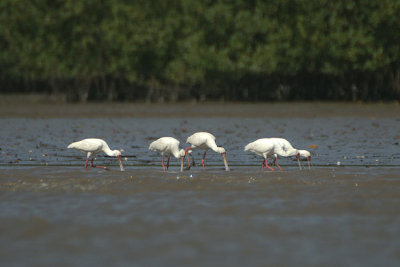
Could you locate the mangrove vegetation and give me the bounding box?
[1,0,400,102]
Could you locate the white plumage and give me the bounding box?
[67,138,124,171]
[185,132,230,171]
[244,138,311,171]
[149,137,185,172]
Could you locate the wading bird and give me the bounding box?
[149,137,186,172]
[244,138,311,171]
[185,132,230,171]
[271,150,311,170]
[67,138,125,171]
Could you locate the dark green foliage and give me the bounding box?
[1,0,399,101]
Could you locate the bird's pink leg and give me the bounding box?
[202,151,207,170]
[167,156,170,171]
[265,157,274,171]
[90,158,108,170]
[274,157,282,170]
[185,147,192,168]
[261,159,265,171]
[85,157,89,171]
[162,155,165,172]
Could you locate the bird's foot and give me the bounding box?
[93,165,109,171]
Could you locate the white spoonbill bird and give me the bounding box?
[67,138,125,171]
[185,132,230,171]
[149,137,185,172]
[269,138,311,170]
[271,151,311,170]
[244,138,310,171]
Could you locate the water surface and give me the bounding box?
[1,103,400,266]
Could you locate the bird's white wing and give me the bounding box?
[245,139,273,153]
[187,132,215,146]
[150,137,179,152]
[68,138,103,152]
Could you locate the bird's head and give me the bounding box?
[113,150,125,171]
[217,147,226,154]
[298,149,311,170]
[113,150,122,157]
[179,149,186,158]
[298,150,311,161]
[218,147,230,171]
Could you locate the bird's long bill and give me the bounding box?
[300,161,305,169]
[118,155,125,171]
[222,153,230,171]
[180,156,184,172]
[297,156,302,170]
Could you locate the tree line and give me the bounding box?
[1,0,399,102]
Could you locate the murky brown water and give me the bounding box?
[1,103,400,266]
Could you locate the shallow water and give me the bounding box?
[1,103,400,266]
[1,116,399,168]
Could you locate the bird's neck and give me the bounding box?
[172,148,185,159]
[172,148,180,159]
[213,146,225,154]
[103,147,117,157]
[205,140,221,153]
[279,148,297,157]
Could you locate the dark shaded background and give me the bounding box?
[1,0,399,102]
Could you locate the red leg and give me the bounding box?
[265,157,274,171]
[90,158,108,170]
[185,147,192,168]
[261,159,265,171]
[162,155,165,172]
[167,156,170,170]
[275,157,282,170]
[85,158,89,171]
[202,151,207,170]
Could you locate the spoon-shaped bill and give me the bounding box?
[180,156,184,172]
[118,155,125,171]
[222,153,230,171]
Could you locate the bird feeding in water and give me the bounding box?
[296,150,311,169]
[67,138,125,171]
[271,150,311,170]
[244,138,311,171]
[185,132,230,171]
[149,137,186,172]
